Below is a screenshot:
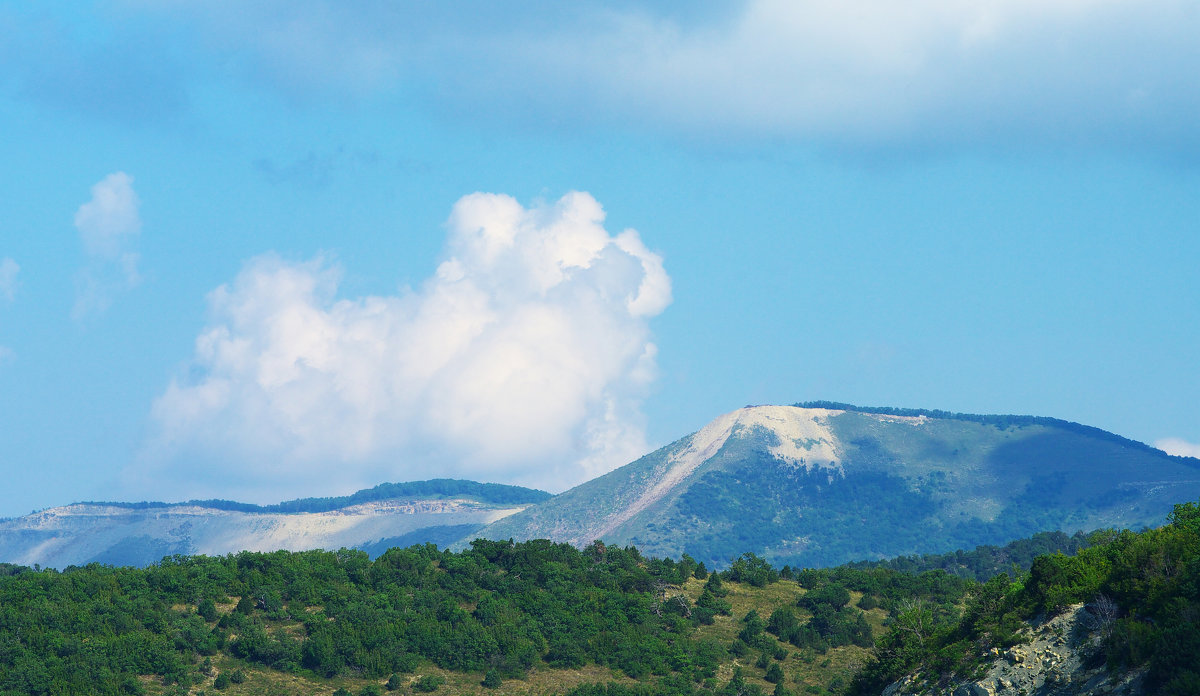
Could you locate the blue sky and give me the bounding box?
[0,1,1197,517]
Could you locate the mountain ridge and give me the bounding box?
[793,400,1190,460]
[473,404,1200,569]
[0,480,546,568]
[65,478,551,516]
[4,404,1198,571]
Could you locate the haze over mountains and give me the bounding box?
[0,481,548,569]
[3,404,1197,570]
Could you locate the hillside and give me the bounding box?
[852,499,1200,696]
[474,404,1200,568]
[6,403,1197,572]
[0,480,546,568]
[2,508,1196,696]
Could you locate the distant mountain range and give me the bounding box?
[3,403,1198,569]
[0,480,548,568]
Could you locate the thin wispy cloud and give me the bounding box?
[0,6,187,126]
[140,191,671,501]
[72,172,142,319]
[133,0,1200,157]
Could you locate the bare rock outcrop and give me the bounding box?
[884,602,1145,696]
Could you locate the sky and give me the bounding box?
[0,1,1197,517]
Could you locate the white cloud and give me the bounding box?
[1155,438,1200,459]
[73,172,142,318]
[139,0,1200,154]
[0,257,17,303]
[141,191,671,501]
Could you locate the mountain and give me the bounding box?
[473,403,1200,568]
[0,480,548,568]
[7,403,1198,572]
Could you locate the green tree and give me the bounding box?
[1168,500,1200,534]
[198,598,218,622]
[481,669,502,688]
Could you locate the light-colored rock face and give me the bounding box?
[705,406,844,471]
[591,406,843,540]
[886,603,1146,696]
[0,499,527,568]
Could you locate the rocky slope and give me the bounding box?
[885,603,1146,696]
[474,404,1200,568]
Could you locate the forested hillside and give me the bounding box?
[850,501,1200,696]
[0,502,1197,696]
[844,530,1095,581]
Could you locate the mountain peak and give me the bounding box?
[477,403,1200,568]
[698,405,846,472]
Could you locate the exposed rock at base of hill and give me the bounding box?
[884,603,1146,696]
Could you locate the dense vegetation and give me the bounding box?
[664,453,1096,570]
[845,530,1094,581]
[849,500,1200,696]
[0,539,748,695]
[73,479,551,515]
[668,458,936,568]
[0,502,1197,696]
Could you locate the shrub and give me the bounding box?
[481,669,502,688]
[198,599,219,622]
[412,675,444,693]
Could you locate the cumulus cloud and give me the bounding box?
[141,191,670,501]
[1155,438,1200,459]
[135,0,1200,155]
[0,257,17,304]
[73,172,142,318]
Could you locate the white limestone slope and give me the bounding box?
[592,405,844,539]
[0,498,527,569]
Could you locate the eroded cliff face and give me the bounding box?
[884,603,1145,696]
